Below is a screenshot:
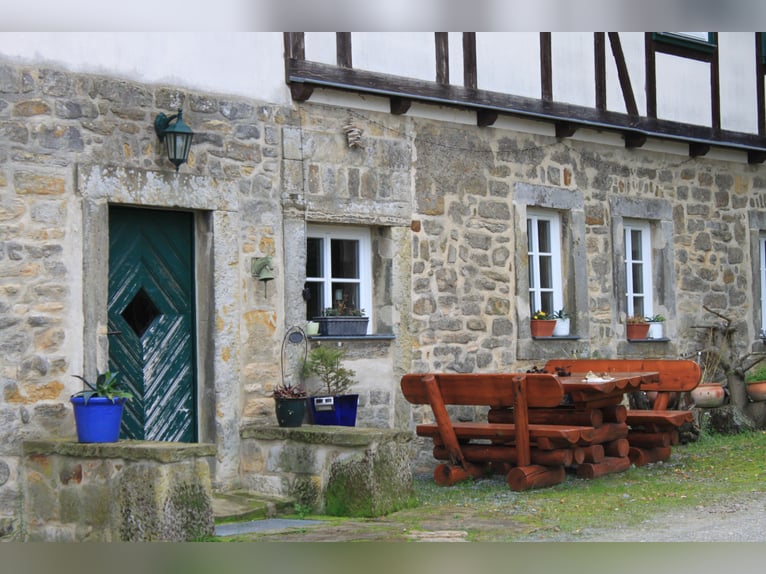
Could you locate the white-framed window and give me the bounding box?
[760,234,766,336]
[624,219,653,318]
[527,209,563,316]
[305,224,372,328]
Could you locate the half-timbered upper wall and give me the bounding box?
[302,32,761,136]
[0,32,290,104]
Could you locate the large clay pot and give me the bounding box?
[746,381,766,402]
[690,383,726,408]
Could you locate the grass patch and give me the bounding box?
[412,431,766,538]
[219,431,766,541]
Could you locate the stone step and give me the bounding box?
[212,490,295,523]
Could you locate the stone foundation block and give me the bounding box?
[240,425,415,517]
[21,439,216,542]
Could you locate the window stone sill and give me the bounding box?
[308,334,396,341]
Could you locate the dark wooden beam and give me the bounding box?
[757,33,766,136]
[595,33,606,111]
[289,82,314,102]
[435,33,449,85]
[284,32,305,60]
[689,142,711,157]
[477,109,498,127]
[286,58,766,154]
[390,96,411,115]
[463,33,477,89]
[609,32,639,117]
[645,33,657,119]
[337,33,352,68]
[555,121,578,139]
[624,132,647,148]
[749,150,766,164]
[711,33,721,132]
[654,39,715,63]
[540,32,552,101]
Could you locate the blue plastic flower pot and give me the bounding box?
[70,396,126,443]
[309,394,358,426]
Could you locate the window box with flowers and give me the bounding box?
[314,299,369,337]
[531,310,557,338]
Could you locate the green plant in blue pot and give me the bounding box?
[70,370,133,443]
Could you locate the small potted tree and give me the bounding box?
[303,345,359,426]
[70,370,133,443]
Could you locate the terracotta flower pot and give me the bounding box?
[690,383,726,408]
[746,381,766,402]
[531,319,556,337]
[626,323,650,340]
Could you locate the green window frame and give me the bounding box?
[653,32,717,54]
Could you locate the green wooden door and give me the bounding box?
[108,206,197,442]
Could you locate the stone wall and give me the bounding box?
[3,56,766,538]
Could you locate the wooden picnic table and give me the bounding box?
[557,371,659,408]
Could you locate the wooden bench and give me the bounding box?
[401,372,624,491]
[544,359,701,466]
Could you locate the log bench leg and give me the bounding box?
[433,462,484,486]
[507,465,566,491]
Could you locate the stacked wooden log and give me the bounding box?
[488,404,631,479]
[625,410,693,466]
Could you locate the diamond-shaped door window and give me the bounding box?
[121,287,161,337]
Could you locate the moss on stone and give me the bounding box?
[162,482,214,540]
[324,442,416,518]
[289,475,321,510]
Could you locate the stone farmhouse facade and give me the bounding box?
[2,32,766,539]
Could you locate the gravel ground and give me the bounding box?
[527,493,766,542]
[220,490,766,542]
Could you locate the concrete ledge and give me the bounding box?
[240,424,416,517]
[22,438,216,463]
[240,424,412,446]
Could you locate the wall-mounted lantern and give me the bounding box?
[154,108,194,171]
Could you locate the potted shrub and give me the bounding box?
[530,310,556,337]
[70,370,133,443]
[626,315,650,340]
[552,309,570,337]
[303,345,359,426]
[690,349,727,407]
[646,314,666,339]
[272,383,308,427]
[314,297,369,336]
[745,364,766,402]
